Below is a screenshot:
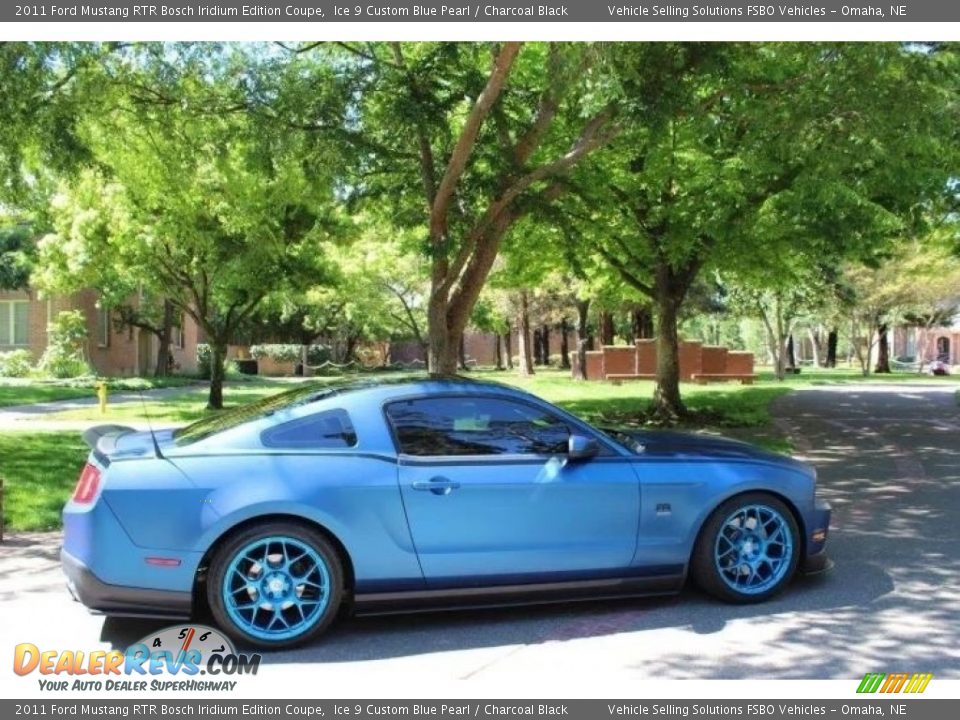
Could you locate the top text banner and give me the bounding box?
[4,1,959,23]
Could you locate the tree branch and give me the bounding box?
[429,42,523,243]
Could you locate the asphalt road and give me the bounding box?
[3,382,958,687]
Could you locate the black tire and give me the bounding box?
[691,492,800,604]
[208,521,345,649]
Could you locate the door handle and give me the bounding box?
[412,477,461,495]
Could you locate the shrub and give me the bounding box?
[38,311,93,379]
[306,345,331,366]
[249,344,302,364]
[0,349,33,377]
[196,343,214,379]
[197,343,239,379]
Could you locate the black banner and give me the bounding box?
[2,700,958,720]
[1,1,951,23]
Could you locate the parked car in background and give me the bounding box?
[62,377,832,648]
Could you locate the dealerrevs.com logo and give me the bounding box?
[13,625,260,692]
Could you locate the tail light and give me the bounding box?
[73,463,102,504]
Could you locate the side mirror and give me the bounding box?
[568,433,599,461]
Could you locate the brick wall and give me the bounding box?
[601,346,636,376]
[701,346,729,375]
[726,351,755,375]
[678,340,703,381]
[635,339,656,375]
[2,285,204,377]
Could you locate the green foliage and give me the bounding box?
[37,310,91,378]
[249,344,302,364]
[195,343,217,380]
[0,349,33,377]
[0,221,38,290]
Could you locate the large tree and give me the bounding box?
[324,42,621,374]
[35,48,343,407]
[584,43,958,419]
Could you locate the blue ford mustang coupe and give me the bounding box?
[62,377,831,648]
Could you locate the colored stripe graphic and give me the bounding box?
[857,674,885,693]
[857,673,932,693]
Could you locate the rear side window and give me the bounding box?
[261,409,357,449]
[385,396,571,456]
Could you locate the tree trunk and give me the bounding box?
[652,290,685,422]
[598,310,615,346]
[207,341,227,410]
[559,317,570,369]
[826,329,838,368]
[154,299,174,377]
[575,299,590,380]
[345,335,359,364]
[494,333,504,370]
[517,291,535,377]
[458,334,468,371]
[504,332,513,370]
[874,322,891,373]
[541,324,551,365]
[533,328,543,365]
[808,327,822,368]
[427,295,459,375]
[631,305,654,341]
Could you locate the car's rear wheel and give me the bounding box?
[208,522,343,649]
[692,493,800,603]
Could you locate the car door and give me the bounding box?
[385,394,640,585]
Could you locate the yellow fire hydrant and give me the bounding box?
[95,381,108,415]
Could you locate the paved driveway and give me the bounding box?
[2,383,958,684]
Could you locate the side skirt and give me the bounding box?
[352,573,685,616]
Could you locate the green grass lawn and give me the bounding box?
[0,376,199,408]
[0,431,86,531]
[44,377,301,423]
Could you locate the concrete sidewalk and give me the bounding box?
[0,384,198,430]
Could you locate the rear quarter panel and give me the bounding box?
[167,452,424,590]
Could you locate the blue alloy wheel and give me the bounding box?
[692,492,800,603]
[223,536,330,641]
[713,504,793,595]
[210,525,343,647]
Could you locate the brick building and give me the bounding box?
[0,287,199,376]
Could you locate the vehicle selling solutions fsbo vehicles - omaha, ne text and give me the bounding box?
[62,377,832,648]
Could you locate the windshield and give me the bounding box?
[173,382,340,445]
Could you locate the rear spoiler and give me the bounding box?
[81,424,137,458]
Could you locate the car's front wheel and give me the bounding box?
[692,493,800,603]
[208,522,344,649]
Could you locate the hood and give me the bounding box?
[609,428,806,469]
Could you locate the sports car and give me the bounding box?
[62,376,831,648]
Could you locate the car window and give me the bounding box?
[385,396,571,456]
[261,409,357,449]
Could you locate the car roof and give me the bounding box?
[313,373,531,401]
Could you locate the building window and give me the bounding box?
[173,312,186,349]
[905,328,916,359]
[0,301,29,346]
[97,306,110,348]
